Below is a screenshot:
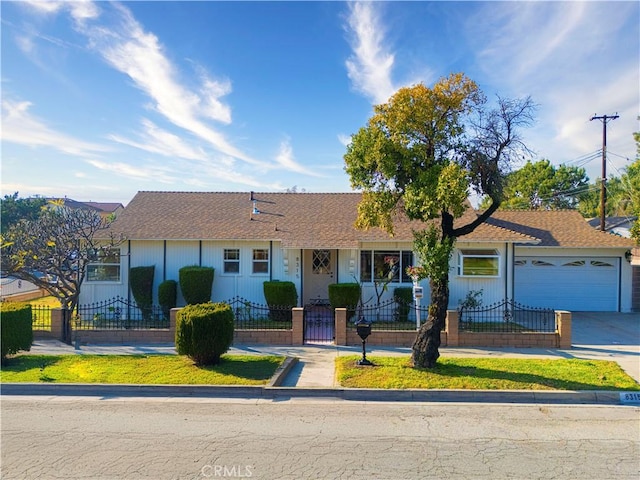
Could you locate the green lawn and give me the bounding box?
[336,356,640,391]
[1,354,285,385]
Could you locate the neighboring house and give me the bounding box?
[55,198,124,219]
[80,191,636,312]
[587,216,637,238]
[83,202,125,220]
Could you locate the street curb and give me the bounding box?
[267,356,299,387]
[1,383,634,405]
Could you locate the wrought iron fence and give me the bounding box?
[226,296,293,330]
[31,304,52,331]
[349,298,428,331]
[75,296,169,330]
[459,299,556,333]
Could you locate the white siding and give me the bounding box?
[449,242,509,309]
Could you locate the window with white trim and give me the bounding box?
[223,249,240,274]
[360,250,413,283]
[458,249,500,277]
[252,249,269,274]
[87,249,121,282]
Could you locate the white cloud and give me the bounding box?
[344,2,396,105]
[274,139,323,177]
[108,118,209,161]
[86,159,175,184]
[466,1,638,181]
[71,2,266,167]
[1,99,108,156]
[337,134,351,147]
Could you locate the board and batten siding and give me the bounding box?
[449,242,511,310]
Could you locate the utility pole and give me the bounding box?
[590,113,619,231]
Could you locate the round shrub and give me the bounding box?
[158,279,177,319]
[179,266,215,305]
[393,287,413,322]
[263,281,297,322]
[328,283,361,321]
[1,302,33,363]
[130,266,155,319]
[175,302,234,366]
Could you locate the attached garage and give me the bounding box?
[514,256,619,311]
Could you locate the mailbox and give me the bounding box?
[355,318,372,341]
[354,318,373,366]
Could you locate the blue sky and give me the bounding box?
[2,1,638,205]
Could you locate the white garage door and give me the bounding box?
[514,257,618,311]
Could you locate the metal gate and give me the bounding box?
[303,305,334,344]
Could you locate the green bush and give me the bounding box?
[179,266,214,305]
[130,266,155,319]
[1,302,33,363]
[175,302,234,365]
[393,287,413,322]
[158,280,177,319]
[263,281,297,322]
[328,283,361,321]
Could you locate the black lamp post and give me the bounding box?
[355,317,373,366]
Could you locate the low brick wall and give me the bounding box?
[346,329,446,348]
[337,309,570,349]
[456,332,557,348]
[38,306,570,349]
[234,329,293,345]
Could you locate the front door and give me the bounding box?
[303,249,336,305]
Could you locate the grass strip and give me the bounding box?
[1,354,284,385]
[336,356,639,391]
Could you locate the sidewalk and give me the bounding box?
[23,337,640,387]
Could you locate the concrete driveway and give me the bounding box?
[569,311,639,383]
[570,312,640,346]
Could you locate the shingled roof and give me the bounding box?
[488,210,635,248]
[104,191,632,249]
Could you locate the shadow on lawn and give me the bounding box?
[424,362,639,391]
[2,354,283,382]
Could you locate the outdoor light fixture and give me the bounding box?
[355,317,373,366]
[252,200,260,215]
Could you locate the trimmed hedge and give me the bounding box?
[175,302,234,365]
[158,280,177,319]
[179,266,214,305]
[393,287,413,322]
[328,283,361,321]
[130,266,155,319]
[263,281,297,322]
[1,302,33,362]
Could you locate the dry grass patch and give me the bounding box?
[336,356,639,391]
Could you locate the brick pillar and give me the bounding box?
[556,310,572,349]
[335,308,347,345]
[292,307,304,345]
[50,308,64,341]
[170,308,180,344]
[445,310,459,347]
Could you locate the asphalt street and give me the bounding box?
[2,396,638,480]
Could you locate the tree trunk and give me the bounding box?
[411,277,449,368]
